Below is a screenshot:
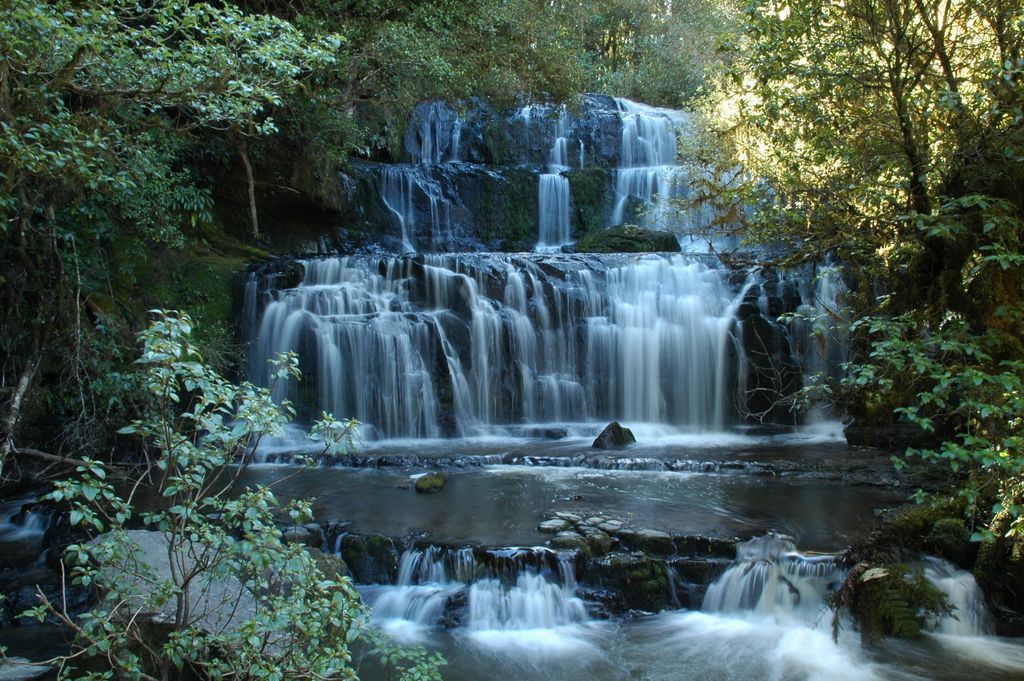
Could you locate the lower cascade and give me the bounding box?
[702,534,843,623]
[246,253,827,440]
[364,546,586,640]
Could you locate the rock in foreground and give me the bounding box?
[593,422,636,449]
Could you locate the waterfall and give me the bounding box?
[380,167,417,253]
[248,253,754,441]
[923,557,993,636]
[611,98,689,229]
[369,546,586,636]
[702,535,843,623]
[410,101,461,164]
[379,166,452,254]
[537,111,573,250]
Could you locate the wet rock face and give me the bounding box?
[592,422,636,449]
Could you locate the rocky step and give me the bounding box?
[252,451,902,487]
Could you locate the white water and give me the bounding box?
[703,534,842,625]
[248,254,757,440]
[368,546,586,647]
[362,536,1024,681]
[0,500,53,542]
[610,98,689,230]
[411,101,461,164]
[923,557,992,636]
[536,110,573,250]
[380,166,452,253]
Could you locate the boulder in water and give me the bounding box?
[527,427,570,440]
[582,529,614,556]
[307,547,351,581]
[414,472,447,494]
[586,552,670,612]
[592,422,636,449]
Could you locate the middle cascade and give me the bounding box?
[248,253,761,440]
[368,546,587,639]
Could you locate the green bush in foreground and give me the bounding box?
[16,311,442,681]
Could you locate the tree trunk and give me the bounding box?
[237,137,259,240]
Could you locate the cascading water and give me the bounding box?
[380,166,452,253]
[410,101,462,164]
[367,546,586,642]
[923,557,993,636]
[610,98,688,230]
[537,110,573,250]
[702,534,843,623]
[247,253,760,441]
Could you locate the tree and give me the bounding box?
[699,0,1024,539]
[0,0,340,472]
[15,310,437,680]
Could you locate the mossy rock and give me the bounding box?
[589,553,670,612]
[925,518,973,568]
[307,547,351,582]
[576,227,681,254]
[415,472,447,494]
[338,533,400,584]
[565,168,612,234]
[974,507,1024,622]
[881,502,959,552]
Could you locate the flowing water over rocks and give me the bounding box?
[6,93,1019,680]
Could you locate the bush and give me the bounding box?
[16,311,441,681]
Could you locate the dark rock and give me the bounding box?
[549,531,589,553]
[582,530,614,556]
[415,472,447,494]
[991,605,1024,637]
[538,518,571,534]
[584,552,671,612]
[337,533,401,584]
[844,420,944,449]
[671,535,736,559]
[576,227,681,254]
[576,586,618,619]
[307,547,351,581]
[592,422,636,449]
[616,528,673,556]
[925,518,974,568]
[440,587,470,628]
[527,427,569,440]
[281,523,323,547]
[0,539,44,572]
[669,558,732,609]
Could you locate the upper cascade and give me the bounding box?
[332,95,734,255]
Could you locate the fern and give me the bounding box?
[832,562,951,645]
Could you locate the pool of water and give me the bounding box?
[237,463,904,550]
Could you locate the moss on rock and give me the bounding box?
[414,472,447,494]
[576,226,681,254]
[565,168,612,235]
